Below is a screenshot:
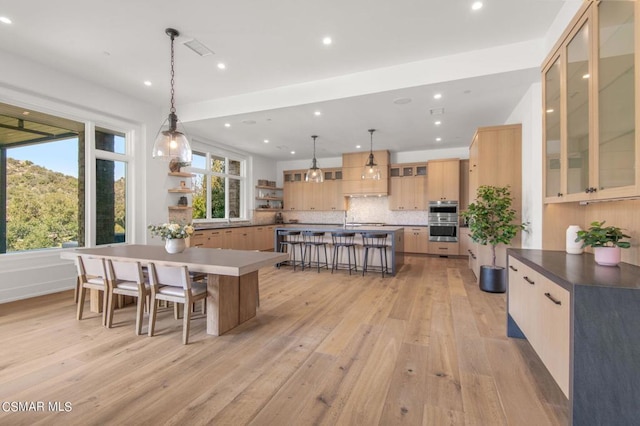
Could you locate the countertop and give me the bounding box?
[274,224,405,233]
[195,222,421,230]
[508,248,640,291]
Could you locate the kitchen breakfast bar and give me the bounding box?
[274,225,404,276]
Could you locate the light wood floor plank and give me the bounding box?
[0,256,568,426]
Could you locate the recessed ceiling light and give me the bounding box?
[322,36,332,45]
[22,111,30,116]
[290,151,296,155]
[435,120,442,125]
[546,109,555,113]
[582,74,590,79]
[314,111,321,116]
[356,145,361,149]
[264,139,269,144]
[143,81,152,86]
[224,123,231,128]
[436,137,442,142]
[217,62,226,70]
[0,17,12,24]
[433,93,442,100]
[471,1,483,11]
[393,97,412,105]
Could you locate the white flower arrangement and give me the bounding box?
[148,222,194,240]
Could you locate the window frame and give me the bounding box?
[189,146,248,222]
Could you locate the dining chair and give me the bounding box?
[147,263,207,345]
[76,255,109,326]
[106,259,149,335]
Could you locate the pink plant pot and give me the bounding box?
[593,246,621,267]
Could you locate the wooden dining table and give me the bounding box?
[61,244,288,335]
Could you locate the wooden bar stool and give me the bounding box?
[331,232,358,275]
[277,230,305,271]
[302,231,329,272]
[361,232,390,278]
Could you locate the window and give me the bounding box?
[191,150,246,221]
[0,102,131,253]
[95,128,128,245]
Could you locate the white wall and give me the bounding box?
[506,83,543,249]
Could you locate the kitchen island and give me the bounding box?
[274,225,404,275]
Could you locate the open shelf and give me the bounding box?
[168,188,193,193]
[168,172,196,177]
[168,206,193,210]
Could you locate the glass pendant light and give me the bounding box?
[152,28,192,164]
[362,129,381,180]
[306,135,324,183]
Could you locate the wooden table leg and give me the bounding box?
[239,271,259,324]
[206,274,240,336]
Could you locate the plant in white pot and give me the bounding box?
[461,185,527,292]
[575,221,631,266]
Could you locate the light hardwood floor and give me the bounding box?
[0,255,568,425]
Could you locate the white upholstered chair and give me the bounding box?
[106,259,149,335]
[147,263,207,345]
[76,255,109,326]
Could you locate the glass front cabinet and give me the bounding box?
[543,1,639,203]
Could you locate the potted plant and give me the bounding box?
[575,221,631,266]
[461,185,527,293]
[148,222,195,254]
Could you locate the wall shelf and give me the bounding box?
[168,172,195,177]
[168,188,193,193]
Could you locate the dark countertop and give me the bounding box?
[275,224,404,233]
[508,248,640,291]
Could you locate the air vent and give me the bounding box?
[430,108,445,115]
[182,39,214,57]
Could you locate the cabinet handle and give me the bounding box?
[509,265,518,272]
[557,192,563,197]
[523,276,535,285]
[544,292,562,305]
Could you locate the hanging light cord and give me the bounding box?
[170,32,176,114]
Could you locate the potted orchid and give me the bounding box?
[148,222,194,253]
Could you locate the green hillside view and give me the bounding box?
[6,158,124,252]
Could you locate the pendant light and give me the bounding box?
[152,28,192,164]
[305,135,324,183]
[362,129,381,180]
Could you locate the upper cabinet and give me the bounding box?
[426,159,460,201]
[388,163,427,210]
[282,168,346,211]
[543,1,639,203]
[342,150,389,196]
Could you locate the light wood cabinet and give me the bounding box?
[388,163,427,210]
[426,159,459,201]
[283,171,304,210]
[428,241,459,256]
[190,229,222,248]
[322,170,346,211]
[467,124,522,275]
[543,1,640,203]
[459,227,472,258]
[283,168,345,211]
[342,150,389,196]
[403,227,429,254]
[507,255,569,397]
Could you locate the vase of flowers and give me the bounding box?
[574,221,631,267]
[148,222,194,254]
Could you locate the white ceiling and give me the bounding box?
[0,0,571,160]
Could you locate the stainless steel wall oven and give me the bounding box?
[428,201,458,242]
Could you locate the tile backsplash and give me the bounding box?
[281,196,429,225]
